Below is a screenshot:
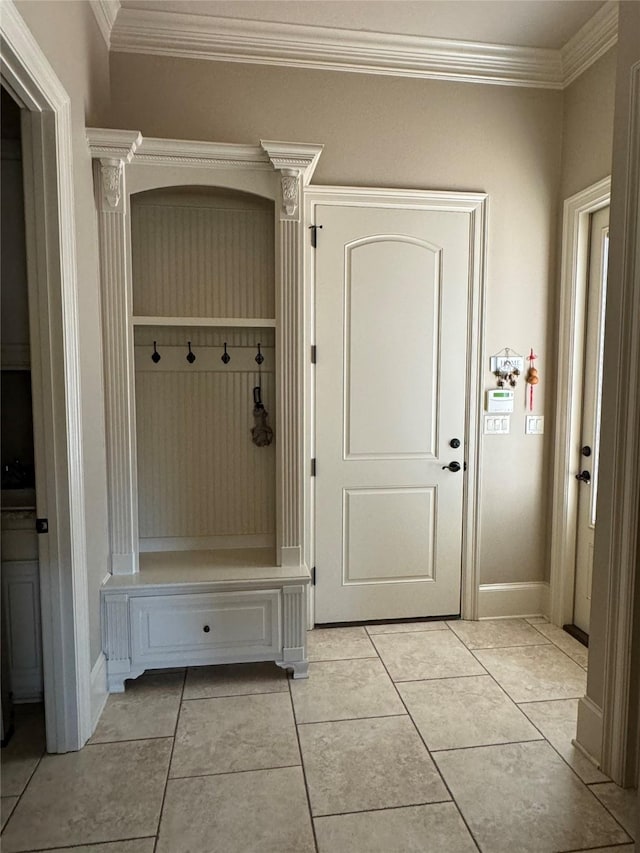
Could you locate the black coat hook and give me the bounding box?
[221,342,231,364]
[255,343,264,365]
[186,341,196,364]
[151,341,161,363]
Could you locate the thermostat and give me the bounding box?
[486,389,515,413]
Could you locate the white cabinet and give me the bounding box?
[1,508,43,702]
[88,132,322,691]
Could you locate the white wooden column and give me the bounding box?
[262,142,323,569]
[88,130,142,575]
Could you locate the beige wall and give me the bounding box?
[560,47,617,201]
[15,0,111,664]
[109,54,564,587]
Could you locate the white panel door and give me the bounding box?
[573,205,609,635]
[314,202,470,623]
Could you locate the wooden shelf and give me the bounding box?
[132,316,276,328]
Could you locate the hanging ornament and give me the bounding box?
[526,348,539,412]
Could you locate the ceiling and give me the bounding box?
[120,0,607,51]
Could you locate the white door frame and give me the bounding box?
[304,187,488,624]
[1,1,92,751]
[549,176,610,629]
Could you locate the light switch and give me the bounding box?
[484,415,510,435]
[525,415,544,435]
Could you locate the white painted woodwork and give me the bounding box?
[131,189,274,319]
[314,202,471,622]
[110,2,619,90]
[135,369,275,542]
[1,508,43,702]
[93,133,141,575]
[102,557,309,690]
[549,177,610,629]
[574,205,609,634]
[478,582,550,619]
[1,559,43,702]
[2,0,93,750]
[88,131,321,688]
[130,590,281,665]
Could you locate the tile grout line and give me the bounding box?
[288,674,320,853]
[371,644,483,853]
[168,762,303,782]
[313,797,455,820]
[297,712,409,727]
[153,667,188,853]
[181,687,290,702]
[19,835,158,852]
[581,785,636,843]
[528,621,590,669]
[1,712,47,838]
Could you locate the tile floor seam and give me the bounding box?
[560,844,635,852]
[1,722,47,838]
[296,712,408,728]
[307,655,379,664]
[311,796,455,820]
[181,688,288,702]
[364,624,454,636]
[153,667,187,853]
[85,735,175,747]
[168,761,303,781]
[17,835,158,852]
[529,622,590,668]
[584,783,637,842]
[456,640,553,651]
[429,737,545,754]
[288,675,320,853]
[371,636,483,853]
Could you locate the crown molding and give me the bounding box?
[135,136,272,169]
[561,0,618,87]
[86,128,142,162]
[88,0,120,50]
[111,8,565,89]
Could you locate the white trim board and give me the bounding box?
[1,0,92,751]
[478,582,550,620]
[549,177,611,629]
[109,2,618,90]
[90,653,108,732]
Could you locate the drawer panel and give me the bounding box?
[130,589,282,665]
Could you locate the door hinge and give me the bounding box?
[36,518,48,534]
[311,458,316,477]
[311,566,316,585]
[311,345,317,364]
[309,224,323,248]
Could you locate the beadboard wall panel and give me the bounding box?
[131,193,275,319]
[135,369,276,543]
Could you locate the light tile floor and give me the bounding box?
[1,618,637,852]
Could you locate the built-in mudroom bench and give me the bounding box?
[88,130,322,691]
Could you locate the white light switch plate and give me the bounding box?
[525,415,544,435]
[484,415,510,435]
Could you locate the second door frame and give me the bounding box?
[303,186,488,625]
[549,176,611,628]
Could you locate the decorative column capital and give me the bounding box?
[87,128,142,212]
[261,140,324,220]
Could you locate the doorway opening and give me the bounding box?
[0,86,46,760]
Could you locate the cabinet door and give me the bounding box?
[2,560,43,701]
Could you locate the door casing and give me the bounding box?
[303,187,488,626]
[1,1,92,751]
[549,177,610,629]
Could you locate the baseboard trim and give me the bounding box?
[576,694,603,766]
[478,582,550,619]
[90,652,109,733]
